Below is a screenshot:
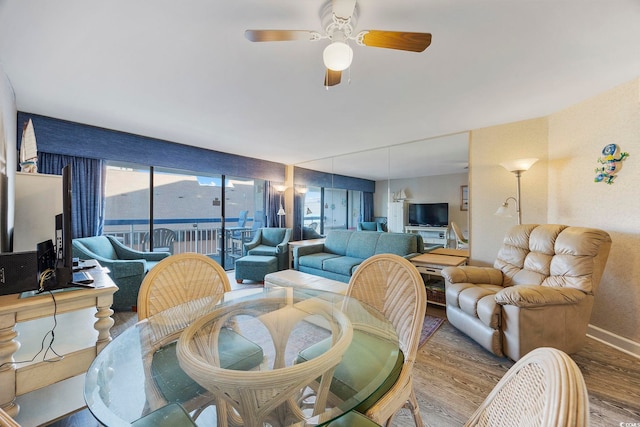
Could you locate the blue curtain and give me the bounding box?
[293,191,302,241]
[266,182,278,228]
[38,153,106,238]
[361,192,374,222]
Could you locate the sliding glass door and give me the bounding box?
[104,163,267,270]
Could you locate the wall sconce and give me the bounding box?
[494,158,538,224]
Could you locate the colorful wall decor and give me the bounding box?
[594,143,629,184]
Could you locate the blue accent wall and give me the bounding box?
[17,112,286,182]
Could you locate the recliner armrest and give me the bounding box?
[495,285,586,308]
[441,266,503,285]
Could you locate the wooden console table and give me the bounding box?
[0,262,117,424]
[410,253,467,306]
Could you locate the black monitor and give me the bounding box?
[54,164,73,287]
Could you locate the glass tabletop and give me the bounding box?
[84,287,399,427]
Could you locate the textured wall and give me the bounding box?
[468,77,640,349]
[469,117,549,266]
[548,77,640,343]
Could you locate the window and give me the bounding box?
[104,162,266,270]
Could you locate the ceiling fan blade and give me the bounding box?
[324,69,342,87]
[332,0,357,20]
[358,30,432,52]
[244,30,319,42]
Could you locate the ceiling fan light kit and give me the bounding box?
[244,0,432,87]
[323,42,353,71]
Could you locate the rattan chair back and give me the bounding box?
[137,253,231,320]
[465,347,589,427]
[346,254,427,426]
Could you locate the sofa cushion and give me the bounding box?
[75,236,118,260]
[374,232,418,256]
[323,256,363,277]
[323,230,353,255]
[345,231,379,260]
[299,252,342,270]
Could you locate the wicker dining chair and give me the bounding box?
[298,254,427,427]
[137,253,264,422]
[465,347,589,427]
[344,254,427,427]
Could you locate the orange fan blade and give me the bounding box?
[244,30,318,42]
[324,69,342,87]
[359,30,432,52]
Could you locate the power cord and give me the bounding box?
[0,284,64,369]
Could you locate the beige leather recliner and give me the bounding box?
[441,224,611,361]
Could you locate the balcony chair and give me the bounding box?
[72,235,170,311]
[229,210,249,254]
[465,347,589,426]
[297,254,427,427]
[442,224,611,361]
[141,227,176,254]
[243,227,292,271]
[450,221,469,249]
[137,253,264,424]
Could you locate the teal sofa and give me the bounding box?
[293,230,423,283]
[72,235,170,311]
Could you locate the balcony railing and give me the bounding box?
[103,218,252,257]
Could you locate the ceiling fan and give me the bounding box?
[244,0,432,87]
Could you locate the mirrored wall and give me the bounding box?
[292,132,470,246]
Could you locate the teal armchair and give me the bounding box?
[72,235,170,311]
[243,228,292,270]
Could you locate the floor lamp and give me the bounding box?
[275,185,287,228]
[495,158,538,224]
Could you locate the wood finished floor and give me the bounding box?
[48,305,640,427]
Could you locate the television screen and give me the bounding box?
[408,203,449,227]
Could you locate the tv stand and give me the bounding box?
[404,225,449,247]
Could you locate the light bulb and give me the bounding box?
[323,42,353,71]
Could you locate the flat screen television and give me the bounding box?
[54,164,73,288]
[408,203,449,227]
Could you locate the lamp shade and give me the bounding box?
[494,203,512,218]
[277,207,286,216]
[500,158,539,173]
[323,42,353,71]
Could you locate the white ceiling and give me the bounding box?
[1,0,639,181]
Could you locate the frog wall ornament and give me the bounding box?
[594,143,629,184]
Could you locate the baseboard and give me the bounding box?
[587,324,640,359]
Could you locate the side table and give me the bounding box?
[410,253,467,306]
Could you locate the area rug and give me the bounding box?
[419,315,445,348]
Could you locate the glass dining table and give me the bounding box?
[84,287,399,426]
